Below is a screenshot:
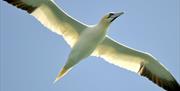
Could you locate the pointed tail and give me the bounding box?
[53,67,72,83]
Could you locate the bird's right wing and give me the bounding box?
[92,36,180,91]
[3,0,88,47]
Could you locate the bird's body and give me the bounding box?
[55,25,108,80]
[55,13,124,81]
[66,25,107,68]
[3,0,180,90]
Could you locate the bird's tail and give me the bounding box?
[53,67,72,83]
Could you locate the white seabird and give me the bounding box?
[3,0,180,91]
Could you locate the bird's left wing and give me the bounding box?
[92,36,180,91]
[3,0,88,47]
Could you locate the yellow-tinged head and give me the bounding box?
[99,12,124,27]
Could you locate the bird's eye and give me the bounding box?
[108,13,114,18]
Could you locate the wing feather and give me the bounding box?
[3,0,88,47]
[93,36,180,90]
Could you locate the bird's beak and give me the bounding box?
[110,12,124,22]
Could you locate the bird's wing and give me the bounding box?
[92,36,180,91]
[3,0,88,47]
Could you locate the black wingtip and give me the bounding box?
[139,64,180,91]
[166,80,180,91]
[3,0,37,13]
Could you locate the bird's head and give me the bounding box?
[100,12,124,26]
[99,12,124,28]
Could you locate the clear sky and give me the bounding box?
[0,0,179,91]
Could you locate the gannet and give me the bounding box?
[3,0,180,91]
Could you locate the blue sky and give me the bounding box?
[0,0,179,91]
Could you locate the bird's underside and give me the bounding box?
[3,0,180,91]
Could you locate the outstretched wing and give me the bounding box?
[92,36,180,91]
[3,0,88,47]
